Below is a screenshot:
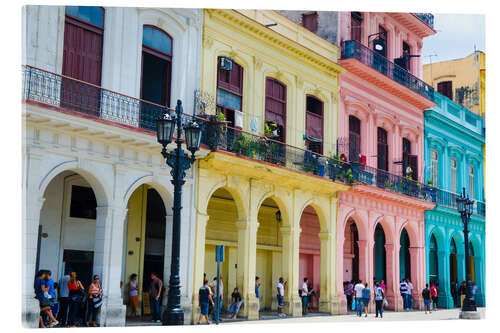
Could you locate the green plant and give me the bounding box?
[231,133,251,154]
[427,179,433,185]
[345,168,354,183]
[218,111,226,122]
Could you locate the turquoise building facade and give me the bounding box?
[424,92,485,308]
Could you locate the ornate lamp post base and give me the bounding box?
[459,311,481,320]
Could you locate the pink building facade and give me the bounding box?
[336,12,437,312]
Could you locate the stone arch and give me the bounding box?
[344,100,371,121]
[449,230,465,254]
[255,192,291,228]
[297,198,329,233]
[342,209,369,242]
[38,159,109,207]
[371,215,395,245]
[398,220,420,247]
[427,225,446,249]
[200,181,248,220]
[122,174,174,213]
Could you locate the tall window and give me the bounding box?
[377,127,389,171]
[349,115,361,162]
[438,81,453,100]
[265,77,287,143]
[402,138,418,180]
[217,57,243,128]
[302,12,318,32]
[429,234,438,283]
[451,158,458,193]
[402,41,411,72]
[351,12,363,43]
[305,96,324,154]
[140,26,173,130]
[431,149,439,186]
[62,6,105,116]
[469,165,475,199]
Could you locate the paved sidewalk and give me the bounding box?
[219,308,485,325]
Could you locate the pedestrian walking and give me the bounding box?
[344,281,354,312]
[374,282,384,318]
[228,287,243,319]
[400,279,409,311]
[406,279,414,310]
[430,282,438,310]
[422,284,431,314]
[255,276,261,312]
[149,272,163,323]
[354,280,364,317]
[277,277,286,318]
[57,270,70,326]
[128,273,139,318]
[301,277,311,314]
[67,271,85,327]
[197,279,214,324]
[362,282,371,317]
[450,280,458,307]
[85,275,102,327]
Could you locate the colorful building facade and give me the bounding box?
[191,9,349,321]
[423,51,485,116]
[279,10,437,312]
[424,91,485,308]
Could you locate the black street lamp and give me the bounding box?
[156,100,202,325]
[456,187,477,313]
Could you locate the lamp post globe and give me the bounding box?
[184,121,202,157]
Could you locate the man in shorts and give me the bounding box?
[301,277,310,314]
[422,284,431,314]
[277,277,286,318]
[197,280,214,324]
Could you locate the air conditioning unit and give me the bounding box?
[220,57,233,71]
[234,110,243,128]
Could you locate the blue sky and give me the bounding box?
[422,13,485,64]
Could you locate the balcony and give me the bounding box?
[22,65,484,216]
[428,92,484,137]
[22,65,193,133]
[413,13,434,29]
[340,40,436,109]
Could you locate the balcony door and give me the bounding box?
[377,127,388,171]
[403,138,418,180]
[140,26,173,131]
[61,6,104,116]
[305,95,323,154]
[349,115,361,162]
[265,77,287,143]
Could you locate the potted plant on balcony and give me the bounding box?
[231,132,251,156]
[203,110,229,151]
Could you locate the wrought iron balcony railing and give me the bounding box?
[413,13,434,29]
[341,40,435,101]
[22,65,484,216]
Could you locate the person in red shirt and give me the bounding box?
[430,282,438,310]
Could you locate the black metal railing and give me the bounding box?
[22,65,485,216]
[413,13,434,29]
[341,40,434,101]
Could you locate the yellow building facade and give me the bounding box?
[423,51,485,116]
[191,9,347,322]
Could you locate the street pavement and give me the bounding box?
[219,308,485,325]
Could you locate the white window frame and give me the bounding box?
[431,149,439,187]
[469,164,475,199]
[451,158,458,193]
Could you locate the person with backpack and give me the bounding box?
[422,284,431,314]
[197,279,214,324]
[374,282,384,318]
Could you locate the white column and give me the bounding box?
[94,206,128,326]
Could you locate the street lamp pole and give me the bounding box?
[156,100,202,325]
[456,187,477,314]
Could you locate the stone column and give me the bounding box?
[409,246,426,310]
[235,218,259,320]
[437,249,454,308]
[280,225,302,317]
[456,254,466,283]
[474,256,485,306]
[318,231,337,314]
[162,215,173,307]
[270,251,282,310]
[384,243,399,311]
[357,240,369,284]
[93,206,128,326]
[190,212,209,322]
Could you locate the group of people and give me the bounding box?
[345,280,386,318]
[34,269,102,328]
[126,272,164,323]
[450,280,478,308]
[196,274,227,324]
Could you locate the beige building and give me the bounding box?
[423,51,485,116]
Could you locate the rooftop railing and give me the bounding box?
[413,13,434,29]
[341,40,435,101]
[22,65,484,216]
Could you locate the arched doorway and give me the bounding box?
[343,218,359,283]
[399,228,411,281]
[123,185,168,319]
[373,224,386,283]
[256,197,283,312]
[428,234,438,285]
[38,171,99,288]
[449,238,458,285]
[205,188,240,310]
[299,206,321,312]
